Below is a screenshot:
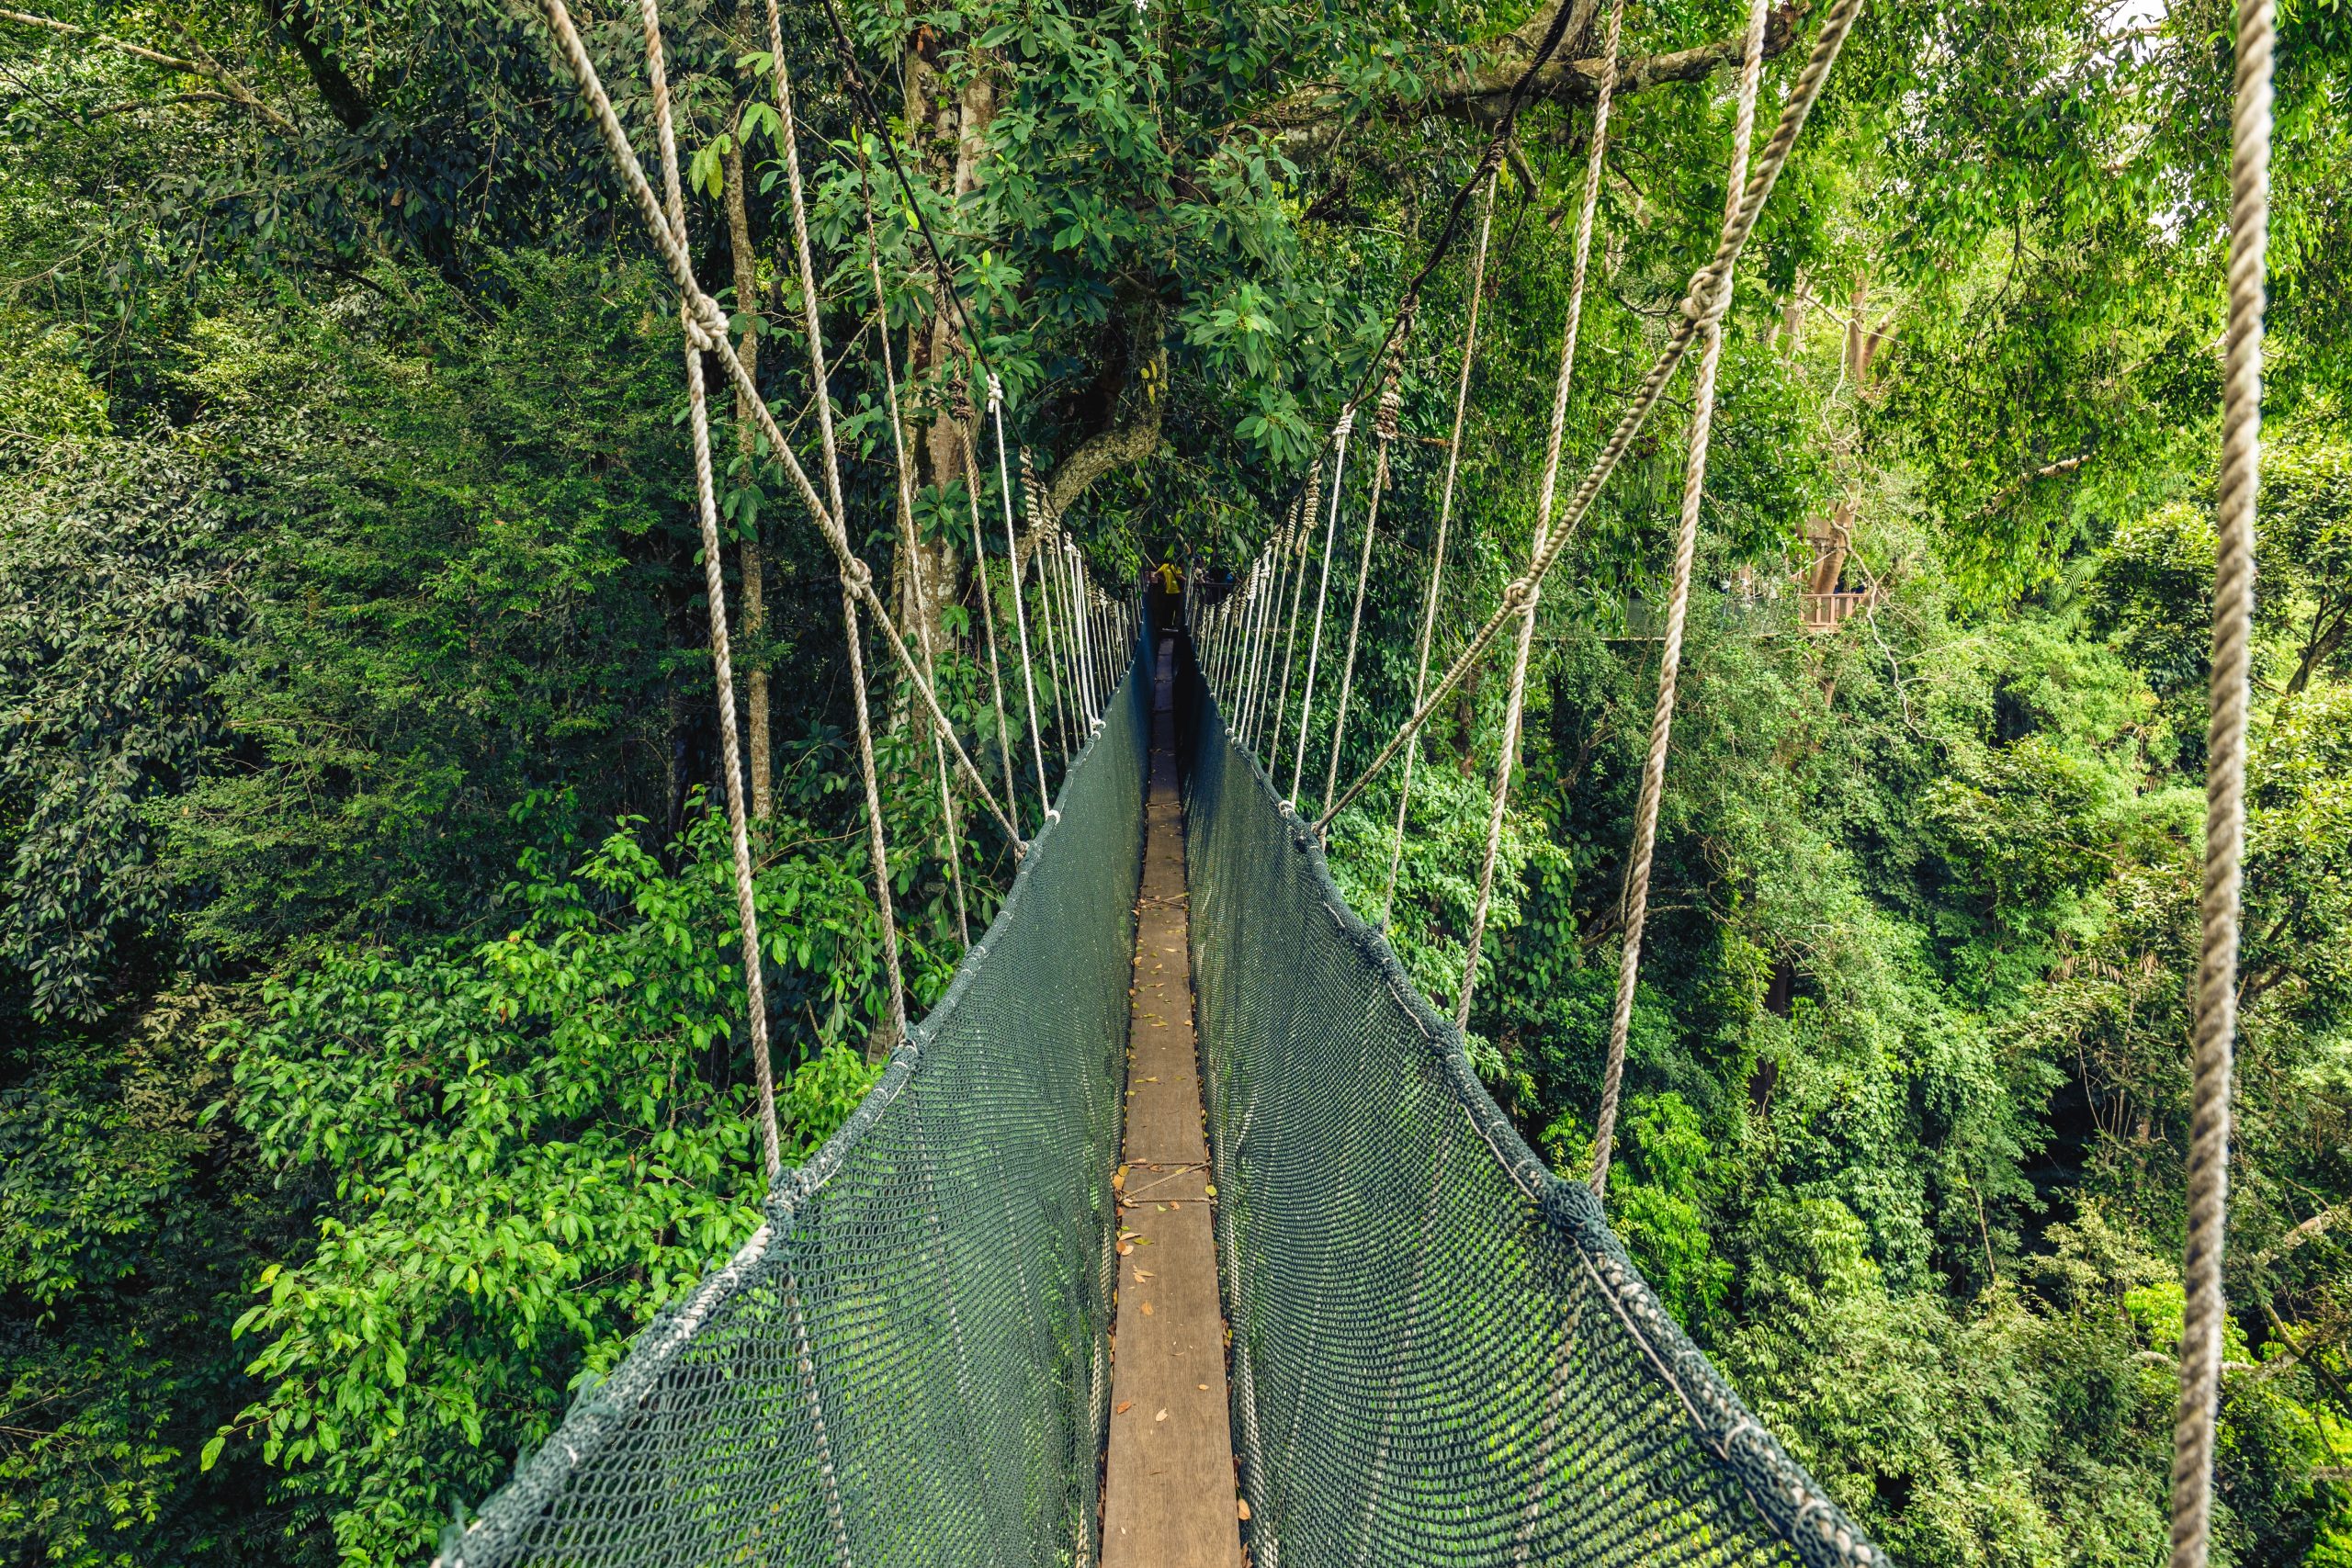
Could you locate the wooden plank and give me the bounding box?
[1102,639,1243,1568]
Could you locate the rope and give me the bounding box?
[1456,0,1630,1030]
[1272,479,1316,773]
[990,378,1054,823]
[1324,345,1409,808]
[954,395,1024,835]
[1592,0,1769,1194]
[537,0,1021,851]
[631,0,783,1179]
[1317,0,1866,833]
[863,168,968,945]
[1034,508,1072,761]
[2171,1,2272,1562]
[1291,411,1356,807]
[752,2,908,1049]
[1383,174,1496,931]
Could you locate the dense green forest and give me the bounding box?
[3,0,2349,1561]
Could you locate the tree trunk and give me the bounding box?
[723,125,773,819]
[896,47,1000,664]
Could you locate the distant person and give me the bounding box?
[1150,556,1183,626]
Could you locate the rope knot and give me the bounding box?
[986,371,1005,412]
[1333,406,1356,441]
[1679,264,1734,324]
[1502,578,1539,614]
[840,557,874,595]
[682,297,729,353]
[1375,381,1403,444]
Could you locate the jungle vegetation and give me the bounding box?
[3,0,2350,1562]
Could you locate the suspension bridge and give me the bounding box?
[430,0,2278,1560]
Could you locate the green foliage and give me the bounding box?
[0,436,238,1020]
[213,806,886,1562]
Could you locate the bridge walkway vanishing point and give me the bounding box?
[1100,634,1245,1567]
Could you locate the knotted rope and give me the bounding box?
[751,3,907,1051]
[1455,0,1629,1030]
[1591,0,1768,1195]
[2171,2,2272,1562]
[1318,0,1869,833]
[631,0,782,1178]
[537,0,1019,853]
[1382,174,1496,931]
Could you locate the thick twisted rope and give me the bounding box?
[749,10,909,1049]
[1291,410,1357,807]
[537,0,1020,851]
[1455,0,1631,1028]
[1318,0,1868,832]
[2171,1,2272,1562]
[1591,0,1768,1195]
[1383,175,1496,931]
[1324,346,1409,807]
[631,0,782,1179]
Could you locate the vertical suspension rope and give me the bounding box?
[1324,343,1409,810]
[2171,2,2272,1563]
[1384,174,1496,930]
[1291,412,1356,808]
[1591,0,1768,1192]
[989,377,1053,823]
[1456,0,1630,1030]
[636,0,782,1179]
[956,405,1024,836]
[862,171,967,944]
[753,2,907,1052]
[1272,461,1322,778]
[1025,468,1073,761]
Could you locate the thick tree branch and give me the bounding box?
[1043,305,1167,521]
[0,6,295,131]
[1258,4,1802,164]
[263,0,370,129]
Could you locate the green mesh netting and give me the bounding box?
[1181,651,1883,1568]
[436,637,1150,1568]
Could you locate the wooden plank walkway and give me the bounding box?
[1101,637,1244,1568]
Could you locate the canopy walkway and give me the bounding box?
[435,614,1877,1567]
[431,0,2278,1556]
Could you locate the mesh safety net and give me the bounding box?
[1181,655,1883,1568]
[436,635,1150,1568]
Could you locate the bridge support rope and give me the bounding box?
[1591,0,1768,1194]
[2171,0,2273,1562]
